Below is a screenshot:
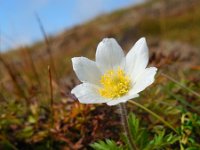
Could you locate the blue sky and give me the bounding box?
[0,0,143,51]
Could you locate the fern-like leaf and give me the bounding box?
[90,139,124,150]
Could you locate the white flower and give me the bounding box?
[71,37,157,106]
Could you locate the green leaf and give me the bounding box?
[144,130,179,150]
[127,113,149,149]
[16,126,34,139]
[90,139,123,150]
[0,140,18,150]
[128,113,139,139]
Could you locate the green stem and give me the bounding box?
[161,72,200,99]
[128,100,178,133]
[119,103,139,150]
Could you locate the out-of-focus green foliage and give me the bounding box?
[0,0,200,149]
[92,113,200,150]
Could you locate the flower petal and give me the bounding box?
[129,67,157,95]
[126,37,149,81]
[96,38,125,73]
[71,83,110,104]
[72,57,102,85]
[106,94,139,106]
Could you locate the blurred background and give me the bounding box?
[0,0,142,51]
[0,0,200,149]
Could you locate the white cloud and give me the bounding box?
[30,0,50,11]
[0,32,32,51]
[72,0,144,23]
[74,0,105,22]
[13,35,32,48]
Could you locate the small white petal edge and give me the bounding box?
[72,57,101,85]
[71,83,110,104]
[129,67,157,95]
[96,38,125,73]
[106,94,139,106]
[126,37,149,81]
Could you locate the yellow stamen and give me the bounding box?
[99,68,131,99]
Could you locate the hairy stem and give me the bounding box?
[119,103,139,150]
[128,100,178,133]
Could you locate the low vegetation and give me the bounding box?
[0,0,200,149]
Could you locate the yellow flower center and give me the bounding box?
[99,68,131,99]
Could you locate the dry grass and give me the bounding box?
[0,0,200,149]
